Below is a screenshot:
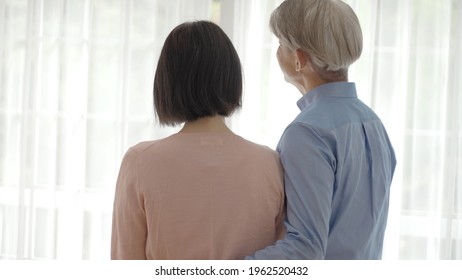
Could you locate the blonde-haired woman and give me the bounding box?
[248,0,396,260]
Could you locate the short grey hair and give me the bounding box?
[270,0,363,81]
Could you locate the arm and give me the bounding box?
[111,148,147,260]
[274,156,286,241]
[248,123,335,259]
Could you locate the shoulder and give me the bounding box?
[234,135,279,159]
[231,135,282,172]
[128,136,183,156]
[119,139,165,168]
[280,121,328,145]
[129,140,163,154]
[278,121,337,165]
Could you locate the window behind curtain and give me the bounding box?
[1,0,461,260]
[0,0,213,260]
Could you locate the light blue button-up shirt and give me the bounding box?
[249,82,396,259]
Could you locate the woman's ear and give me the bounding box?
[295,49,308,71]
[296,49,320,75]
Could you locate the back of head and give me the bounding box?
[270,0,363,81]
[154,21,243,126]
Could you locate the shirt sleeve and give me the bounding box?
[248,123,335,259]
[111,148,148,260]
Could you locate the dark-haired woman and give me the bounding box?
[110,21,285,260]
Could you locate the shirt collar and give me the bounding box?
[297,82,358,110]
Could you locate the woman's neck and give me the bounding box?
[180,115,232,133]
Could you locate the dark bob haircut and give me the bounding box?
[153,21,243,126]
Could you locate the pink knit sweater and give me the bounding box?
[111,132,285,259]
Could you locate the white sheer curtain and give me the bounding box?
[0,0,461,260]
[0,0,213,260]
[345,0,462,260]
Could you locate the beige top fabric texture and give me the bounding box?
[111,132,285,259]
